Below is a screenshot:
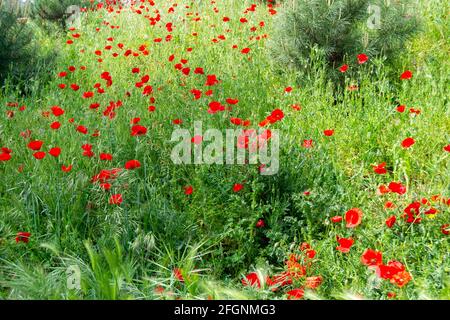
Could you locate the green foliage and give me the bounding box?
[31,0,92,29]
[271,0,419,83]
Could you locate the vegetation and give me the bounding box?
[0,0,448,300]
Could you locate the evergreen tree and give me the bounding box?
[31,0,92,29]
[271,0,419,84]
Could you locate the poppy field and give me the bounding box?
[0,0,449,300]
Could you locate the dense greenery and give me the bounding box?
[271,0,419,85]
[0,0,448,300]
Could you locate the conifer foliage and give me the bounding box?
[271,0,419,79]
[32,0,91,29]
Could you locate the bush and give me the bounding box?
[0,8,34,84]
[31,0,92,29]
[271,0,419,84]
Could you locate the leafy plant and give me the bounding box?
[271,0,419,84]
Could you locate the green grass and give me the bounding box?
[0,0,448,300]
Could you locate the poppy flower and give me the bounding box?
[345,208,363,228]
[400,70,412,80]
[50,121,61,130]
[76,125,88,134]
[28,140,43,151]
[303,139,313,148]
[441,224,449,235]
[443,145,450,152]
[323,129,334,136]
[242,272,261,288]
[401,137,415,148]
[256,219,265,228]
[396,105,406,113]
[331,216,343,223]
[388,182,406,195]
[361,249,383,266]
[287,288,304,300]
[0,153,11,161]
[16,232,31,243]
[385,215,396,228]
[390,270,412,288]
[233,183,244,192]
[373,162,387,174]
[357,53,368,64]
[336,236,354,253]
[61,164,72,172]
[339,64,349,73]
[49,147,61,157]
[125,159,141,170]
[109,194,123,205]
[131,125,147,136]
[184,185,193,195]
[100,153,113,161]
[33,151,46,160]
[241,47,251,54]
[205,74,219,86]
[191,135,203,144]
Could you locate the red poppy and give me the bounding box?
[76,125,88,134]
[396,105,406,113]
[131,125,147,136]
[400,70,412,80]
[0,153,11,161]
[49,147,61,157]
[125,159,141,170]
[361,249,383,266]
[28,140,43,151]
[184,185,193,195]
[191,135,203,144]
[233,183,244,192]
[241,47,251,54]
[336,236,354,253]
[388,181,406,195]
[323,129,334,136]
[109,194,123,205]
[256,219,265,228]
[303,139,313,148]
[385,215,396,228]
[345,208,363,228]
[61,164,72,172]
[33,151,46,160]
[401,137,415,148]
[443,145,450,152]
[441,224,449,235]
[357,53,368,64]
[373,162,387,174]
[331,216,343,223]
[339,64,349,73]
[390,270,412,288]
[16,232,31,243]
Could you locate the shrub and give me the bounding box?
[271,0,419,84]
[31,0,92,29]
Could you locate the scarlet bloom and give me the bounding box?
[233,183,244,192]
[100,153,113,161]
[76,125,88,134]
[443,145,450,152]
[390,270,412,288]
[51,106,65,116]
[131,125,147,136]
[287,288,304,300]
[28,140,43,151]
[400,70,412,80]
[61,164,72,172]
[109,194,123,205]
[184,185,193,195]
[241,47,251,54]
[441,224,449,235]
[373,162,387,174]
[33,151,46,160]
[242,272,261,288]
[401,137,415,148]
[345,208,363,228]
[16,232,31,243]
[125,159,141,170]
[0,152,11,161]
[388,181,407,195]
[256,219,265,228]
[357,53,368,64]
[396,105,406,113]
[361,249,383,267]
[339,64,349,73]
[385,215,396,228]
[49,147,61,157]
[323,129,334,136]
[205,74,219,86]
[336,236,354,253]
[331,216,343,223]
[303,139,313,148]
